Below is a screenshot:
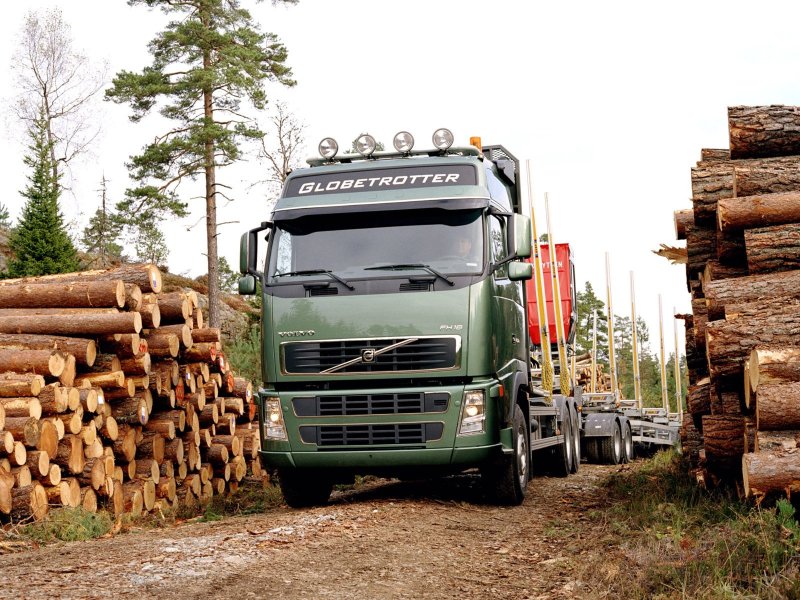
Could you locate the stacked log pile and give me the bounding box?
[0,264,261,522]
[674,105,800,501]
[574,353,612,392]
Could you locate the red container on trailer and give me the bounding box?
[526,243,576,347]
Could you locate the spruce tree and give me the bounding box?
[81,175,124,268]
[0,203,10,229]
[7,113,79,277]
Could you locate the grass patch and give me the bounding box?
[201,480,284,522]
[590,450,800,599]
[21,508,113,544]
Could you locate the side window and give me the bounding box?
[489,216,507,278]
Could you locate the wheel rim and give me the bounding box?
[625,427,633,459]
[564,414,573,467]
[614,427,622,461]
[572,412,581,462]
[517,426,528,487]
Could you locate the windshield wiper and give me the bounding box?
[364,263,454,287]
[273,269,355,290]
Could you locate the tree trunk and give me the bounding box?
[704,269,800,320]
[706,304,800,379]
[756,382,800,430]
[749,345,800,392]
[0,334,96,368]
[53,434,85,475]
[157,324,193,349]
[0,312,141,335]
[687,380,711,416]
[733,155,800,197]
[715,229,746,265]
[701,260,748,288]
[0,372,44,398]
[0,397,42,419]
[191,327,221,344]
[143,333,179,358]
[686,223,717,277]
[0,264,163,294]
[0,280,125,309]
[743,451,800,499]
[0,350,66,378]
[745,223,800,273]
[98,333,143,358]
[718,191,800,233]
[157,292,191,322]
[728,105,800,159]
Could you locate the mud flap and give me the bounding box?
[500,426,514,455]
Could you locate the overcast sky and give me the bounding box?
[1,0,799,357]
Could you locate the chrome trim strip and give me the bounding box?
[289,391,452,418]
[272,195,490,213]
[320,337,418,374]
[296,420,446,446]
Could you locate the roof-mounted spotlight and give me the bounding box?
[318,137,339,160]
[355,134,377,157]
[432,128,454,151]
[393,131,415,153]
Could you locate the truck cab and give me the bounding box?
[240,131,575,506]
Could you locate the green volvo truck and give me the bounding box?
[239,129,581,507]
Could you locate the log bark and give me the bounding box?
[74,371,126,390]
[123,284,143,311]
[0,397,41,420]
[98,333,142,358]
[137,302,161,329]
[0,333,97,368]
[743,450,800,499]
[122,482,144,516]
[0,312,141,336]
[143,333,179,359]
[119,354,151,377]
[157,324,193,349]
[729,105,800,159]
[749,345,800,392]
[157,293,191,322]
[111,396,149,426]
[138,432,165,464]
[191,327,221,344]
[0,372,45,398]
[745,223,800,274]
[702,415,746,469]
[734,155,800,197]
[0,350,65,378]
[706,305,800,379]
[686,223,717,277]
[691,161,733,222]
[0,280,125,309]
[719,191,800,233]
[0,264,163,294]
[112,425,137,462]
[756,382,800,430]
[704,269,800,320]
[755,430,800,452]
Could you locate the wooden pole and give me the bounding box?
[658,295,669,412]
[605,254,618,397]
[630,272,642,408]
[673,308,683,420]
[544,193,570,395]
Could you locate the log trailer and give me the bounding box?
[237,130,675,508]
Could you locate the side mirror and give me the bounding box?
[238,274,257,295]
[510,214,532,259]
[240,221,272,276]
[508,262,532,281]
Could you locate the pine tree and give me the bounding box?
[106,0,297,327]
[575,282,608,358]
[6,113,79,277]
[0,203,10,229]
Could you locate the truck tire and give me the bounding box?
[569,405,581,474]
[623,423,634,463]
[548,405,573,477]
[585,439,600,463]
[277,469,333,508]
[484,404,529,505]
[599,422,623,465]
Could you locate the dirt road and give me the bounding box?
[0,464,625,599]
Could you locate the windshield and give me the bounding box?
[267,209,484,282]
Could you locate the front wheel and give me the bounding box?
[277,469,333,508]
[484,404,529,505]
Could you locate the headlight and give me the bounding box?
[264,398,287,441]
[393,131,414,153]
[355,134,376,157]
[458,390,485,436]
[319,137,338,159]
[432,128,454,151]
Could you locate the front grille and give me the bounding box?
[399,281,432,292]
[299,423,444,446]
[293,392,449,416]
[283,336,458,374]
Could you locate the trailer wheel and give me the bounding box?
[484,404,529,505]
[599,422,623,465]
[569,405,581,473]
[623,423,634,462]
[585,439,600,463]
[277,469,333,508]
